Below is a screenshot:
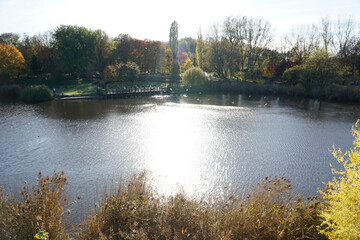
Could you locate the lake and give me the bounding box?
[0,94,359,219]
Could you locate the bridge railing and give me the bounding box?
[101,86,166,95]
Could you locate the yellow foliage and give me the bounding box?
[180,57,193,73]
[0,43,25,75]
[319,120,360,239]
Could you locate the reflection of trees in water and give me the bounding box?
[33,94,360,123]
[37,98,167,120]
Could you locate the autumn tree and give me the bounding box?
[0,43,25,76]
[180,58,193,73]
[319,121,360,239]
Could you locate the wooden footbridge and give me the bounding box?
[101,86,166,99]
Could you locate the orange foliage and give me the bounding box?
[0,43,26,75]
[178,52,189,66]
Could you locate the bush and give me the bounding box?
[182,67,207,86]
[103,62,140,83]
[20,85,53,103]
[119,61,140,82]
[319,120,360,239]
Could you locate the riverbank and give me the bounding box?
[2,76,360,105]
[0,171,325,240]
[170,80,360,104]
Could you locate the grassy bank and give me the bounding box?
[0,172,325,240]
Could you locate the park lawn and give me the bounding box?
[53,80,95,96]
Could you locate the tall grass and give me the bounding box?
[0,171,325,240]
[0,171,69,240]
[78,175,325,240]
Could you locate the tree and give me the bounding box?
[103,62,140,82]
[30,54,40,76]
[113,34,132,64]
[245,18,273,73]
[0,43,25,76]
[180,58,193,73]
[284,24,319,63]
[307,49,339,86]
[53,25,100,75]
[0,33,20,47]
[319,121,360,239]
[222,16,247,75]
[207,23,228,78]
[163,48,173,74]
[93,30,111,73]
[319,17,333,55]
[196,28,204,69]
[169,21,179,64]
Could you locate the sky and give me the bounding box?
[0,0,359,42]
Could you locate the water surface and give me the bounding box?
[1,94,359,218]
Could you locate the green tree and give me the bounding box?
[53,25,100,75]
[319,121,360,239]
[169,21,179,64]
[93,30,112,73]
[113,34,132,64]
[163,48,173,74]
[196,28,204,69]
[306,49,339,87]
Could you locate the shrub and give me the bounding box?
[282,65,303,85]
[319,120,360,239]
[20,85,53,103]
[103,62,140,83]
[0,171,69,240]
[182,67,207,86]
[118,61,140,82]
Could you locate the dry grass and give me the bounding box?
[0,171,70,240]
[78,175,326,240]
[0,171,326,240]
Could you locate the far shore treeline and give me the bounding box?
[1,16,360,102]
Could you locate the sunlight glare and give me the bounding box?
[143,104,210,196]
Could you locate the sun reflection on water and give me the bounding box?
[142,103,217,197]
